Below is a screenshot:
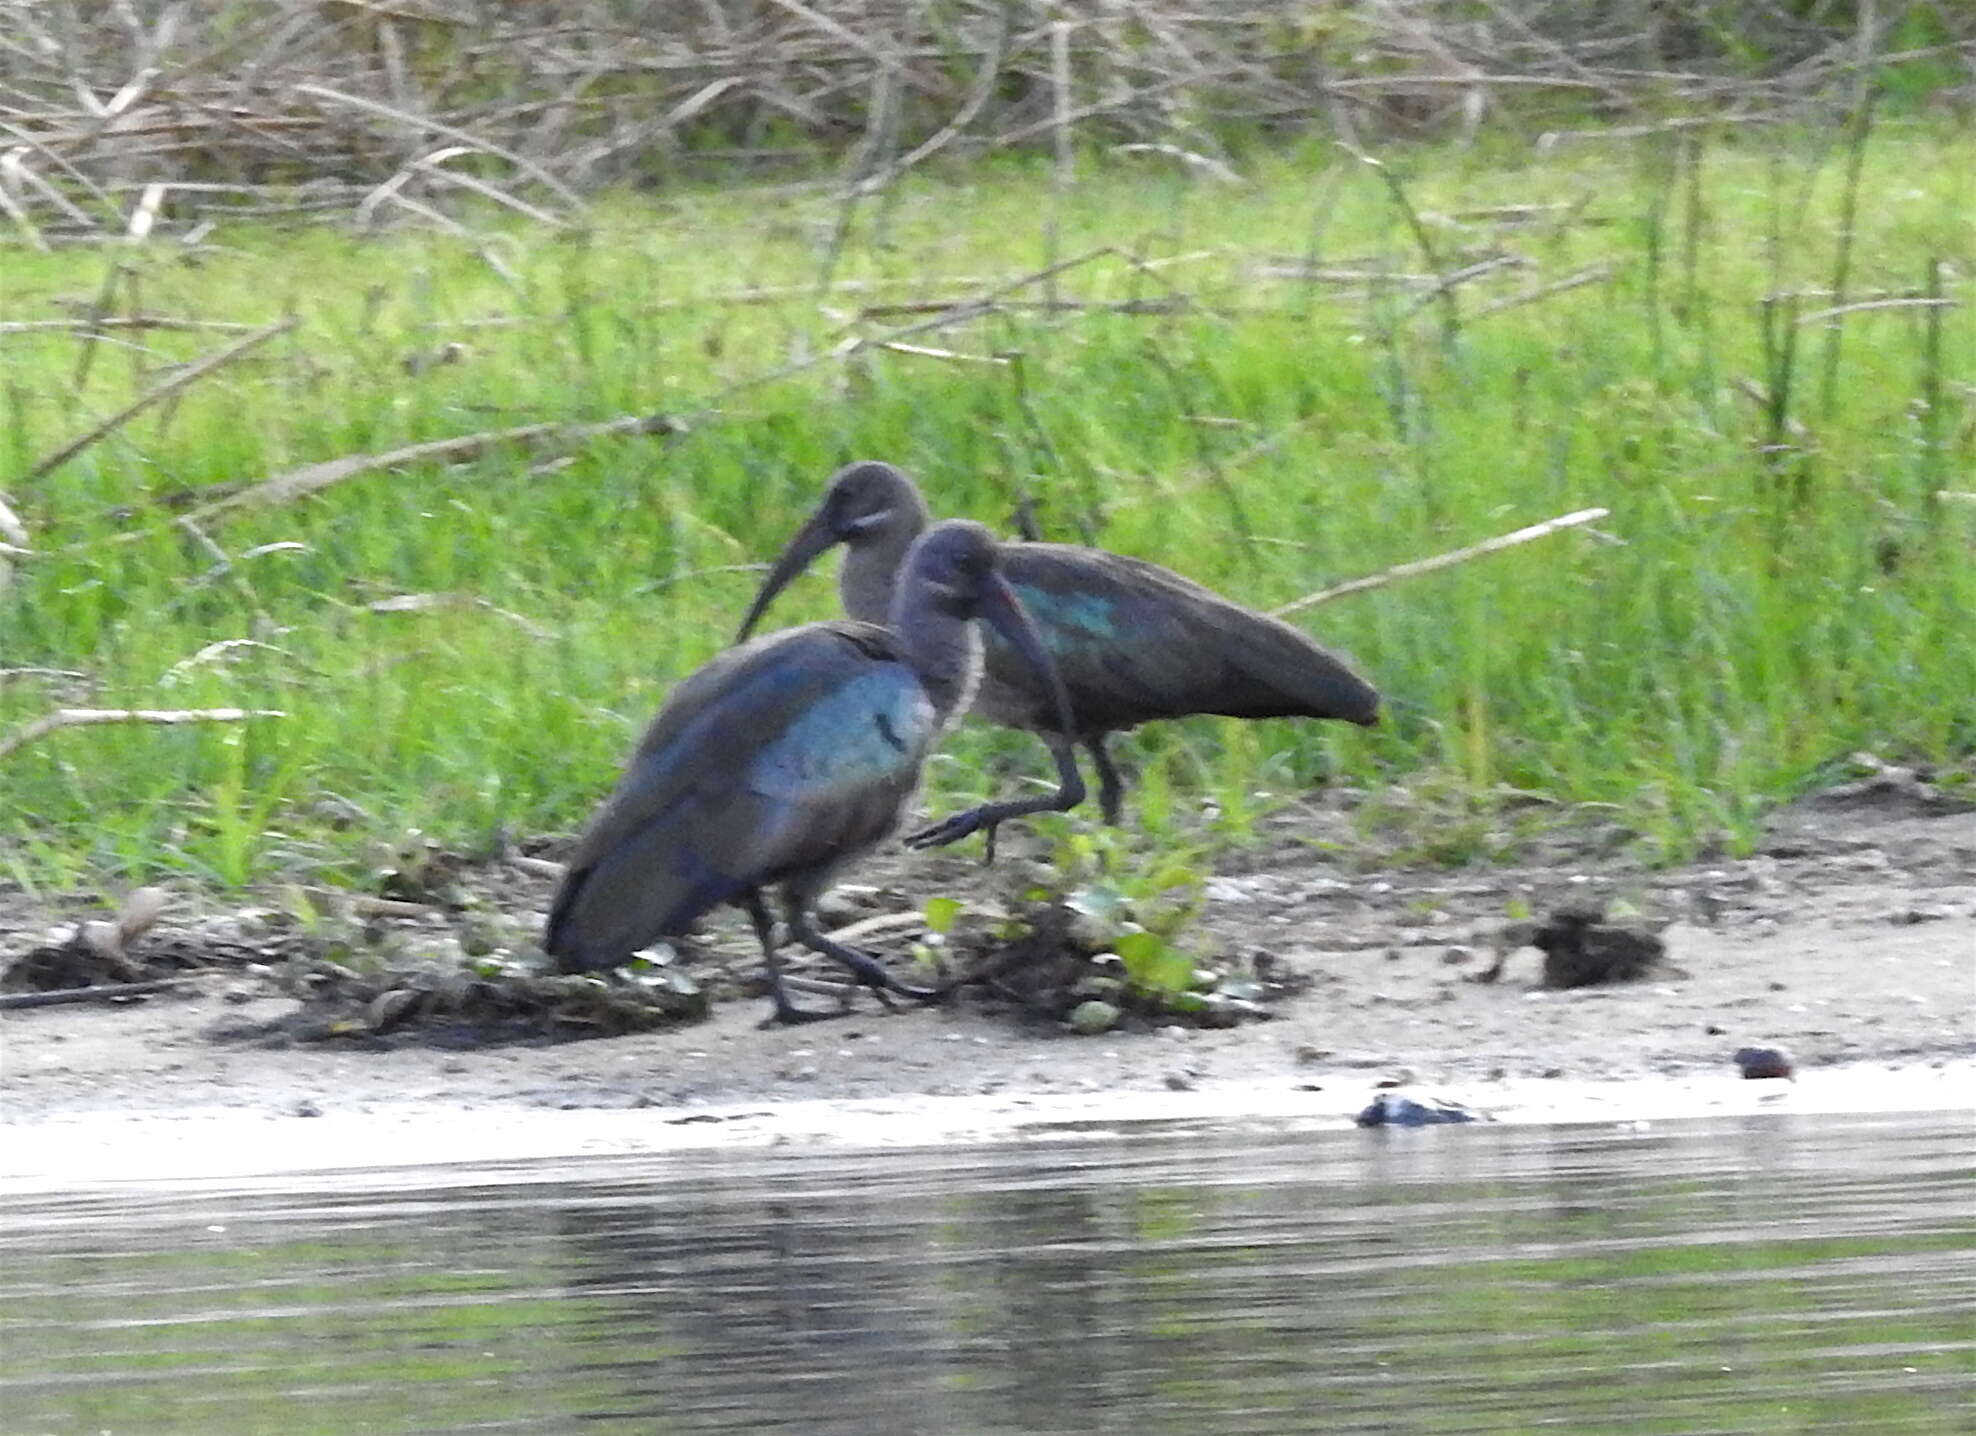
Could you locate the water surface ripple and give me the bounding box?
[3,1111,1970,1433]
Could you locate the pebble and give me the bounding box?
[293,1099,322,1118]
[1733,1047,1794,1080]
[1067,1000,1120,1036]
[1354,1093,1478,1128]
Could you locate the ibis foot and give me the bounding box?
[904,740,1087,857]
[903,805,1007,854]
[787,909,940,1005]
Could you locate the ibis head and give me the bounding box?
[736,461,928,643]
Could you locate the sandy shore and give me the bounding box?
[4,797,1971,1188]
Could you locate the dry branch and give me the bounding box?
[0,315,262,336]
[292,82,584,212]
[1471,263,1619,318]
[0,494,27,548]
[0,707,287,762]
[3,3,1936,236]
[1271,507,1612,617]
[877,340,1010,365]
[21,316,299,484]
[1795,296,1961,326]
[187,411,681,522]
[0,976,208,1011]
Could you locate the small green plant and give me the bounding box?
[1025,827,1224,1015]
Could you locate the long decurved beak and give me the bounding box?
[977,572,1078,738]
[735,508,841,644]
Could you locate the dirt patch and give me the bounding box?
[2,793,1972,1130]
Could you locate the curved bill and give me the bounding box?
[976,572,1078,739]
[734,508,841,644]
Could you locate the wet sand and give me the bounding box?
[4,798,1971,1187]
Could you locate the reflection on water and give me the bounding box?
[3,1112,1971,1434]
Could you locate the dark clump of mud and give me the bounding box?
[1527,904,1669,988]
[1,887,299,1000]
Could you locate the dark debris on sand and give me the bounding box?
[217,955,714,1048]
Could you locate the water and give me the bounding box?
[3,1111,1970,1434]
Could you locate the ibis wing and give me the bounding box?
[990,545,1379,732]
[546,622,930,966]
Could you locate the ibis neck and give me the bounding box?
[890,586,982,720]
[838,501,928,625]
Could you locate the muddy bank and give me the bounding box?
[3,797,1972,1152]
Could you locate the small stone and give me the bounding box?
[1892,906,1950,925]
[1067,1000,1119,1036]
[1163,1072,1195,1092]
[294,1099,322,1118]
[1441,946,1475,965]
[367,988,421,1034]
[1733,1047,1794,1080]
[1294,1044,1330,1065]
[1355,1093,1478,1128]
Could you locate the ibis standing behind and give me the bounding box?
[546,520,1083,1024]
[736,461,1380,844]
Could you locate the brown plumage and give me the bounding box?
[737,461,1380,832]
[547,520,1080,1024]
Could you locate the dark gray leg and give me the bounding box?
[743,890,836,1027]
[1087,734,1126,826]
[903,733,1087,857]
[786,900,939,1004]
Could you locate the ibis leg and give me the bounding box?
[902,734,1087,855]
[744,890,837,1027]
[1087,734,1126,826]
[786,902,940,1003]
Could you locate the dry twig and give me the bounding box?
[0,976,209,1011]
[1,706,287,762]
[1272,507,1612,617]
[22,316,298,484]
[185,411,681,523]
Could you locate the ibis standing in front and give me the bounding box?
[545,520,1082,1024]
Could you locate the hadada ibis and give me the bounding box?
[545,520,1082,1024]
[736,461,1380,839]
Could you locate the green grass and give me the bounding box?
[3,120,1972,893]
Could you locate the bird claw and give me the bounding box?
[903,809,982,850]
[903,807,1004,859]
